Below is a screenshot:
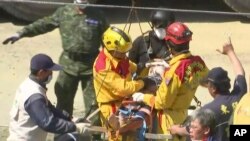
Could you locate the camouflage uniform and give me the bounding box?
[17,5,109,121]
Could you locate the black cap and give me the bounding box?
[30,54,62,71]
[203,67,230,84]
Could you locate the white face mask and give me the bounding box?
[44,74,52,84]
[154,28,166,40]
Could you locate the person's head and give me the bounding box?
[150,10,175,28]
[150,10,175,40]
[102,26,132,59]
[189,109,216,140]
[30,54,62,85]
[74,0,97,10]
[164,22,192,55]
[201,67,231,98]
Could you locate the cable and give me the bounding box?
[1,0,250,16]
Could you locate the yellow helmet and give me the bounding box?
[102,26,132,53]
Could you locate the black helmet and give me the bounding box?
[150,10,175,28]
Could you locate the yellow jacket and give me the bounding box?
[143,52,209,133]
[93,48,144,103]
[233,93,250,124]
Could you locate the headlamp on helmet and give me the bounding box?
[102,26,132,53]
[164,22,192,45]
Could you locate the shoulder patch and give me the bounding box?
[175,56,206,83]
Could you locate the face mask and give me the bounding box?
[153,28,166,40]
[44,74,52,84]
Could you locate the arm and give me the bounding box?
[216,37,245,76]
[143,75,179,109]
[24,94,76,134]
[18,8,61,37]
[48,101,72,121]
[2,7,62,45]
[95,70,144,97]
[129,36,150,74]
[129,36,150,63]
[217,37,247,96]
[169,124,189,136]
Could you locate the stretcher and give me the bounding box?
[85,126,173,140]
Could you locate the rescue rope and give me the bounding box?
[1,0,250,16]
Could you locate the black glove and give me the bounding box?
[2,33,21,45]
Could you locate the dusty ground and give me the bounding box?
[1,1,250,140]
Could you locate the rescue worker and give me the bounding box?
[128,10,175,77]
[200,37,247,141]
[7,53,90,141]
[132,22,209,141]
[93,26,150,141]
[3,1,109,137]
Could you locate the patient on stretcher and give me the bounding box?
[106,59,169,140]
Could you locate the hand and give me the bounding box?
[169,125,188,136]
[2,33,21,45]
[169,125,182,135]
[216,37,234,55]
[132,92,144,102]
[76,123,91,135]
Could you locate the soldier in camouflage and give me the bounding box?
[3,0,109,132]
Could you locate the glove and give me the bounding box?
[76,123,91,135]
[2,33,21,45]
[132,92,144,102]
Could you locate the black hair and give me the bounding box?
[209,81,231,93]
[30,68,39,75]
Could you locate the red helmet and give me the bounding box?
[164,22,192,45]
